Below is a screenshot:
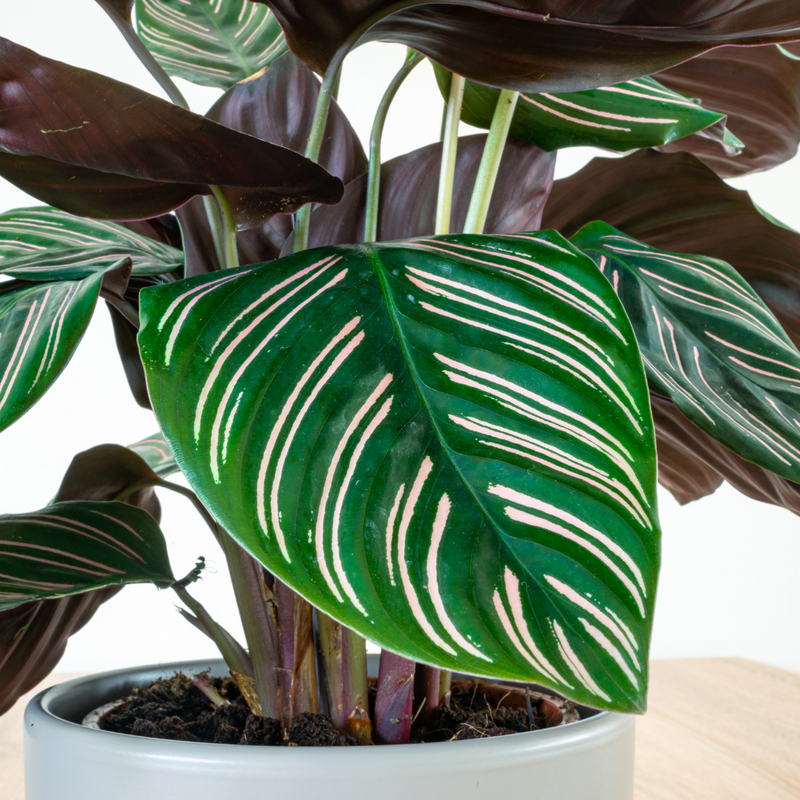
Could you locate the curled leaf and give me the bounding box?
[657,43,800,176]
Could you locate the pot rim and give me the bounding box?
[28,658,629,759]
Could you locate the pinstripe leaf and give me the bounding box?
[136,0,288,90]
[0,207,182,281]
[434,67,740,154]
[0,501,173,612]
[0,269,114,433]
[139,234,660,712]
[572,222,800,484]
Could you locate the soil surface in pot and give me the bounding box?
[98,672,579,746]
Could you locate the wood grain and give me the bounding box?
[634,658,800,799]
[1,660,798,799]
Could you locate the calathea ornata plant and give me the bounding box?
[1,0,800,744]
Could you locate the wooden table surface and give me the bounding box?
[2,659,798,799]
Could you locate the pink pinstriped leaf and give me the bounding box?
[572,222,800,485]
[0,500,173,613]
[139,233,659,713]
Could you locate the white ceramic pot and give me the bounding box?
[24,658,635,799]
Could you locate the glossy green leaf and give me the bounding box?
[542,150,800,351]
[0,500,173,612]
[652,394,800,518]
[128,432,180,478]
[0,207,182,281]
[572,222,800,484]
[0,438,166,716]
[140,234,660,712]
[433,67,739,154]
[136,0,288,89]
[0,268,118,433]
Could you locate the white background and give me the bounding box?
[1,0,798,676]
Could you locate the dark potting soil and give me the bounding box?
[98,672,579,746]
[409,679,580,743]
[98,672,358,746]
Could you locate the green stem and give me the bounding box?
[435,74,466,235]
[364,51,424,243]
[95,0,189,109]
[292,64,341,254]
[209,186,239,269]
[463,89,519,235]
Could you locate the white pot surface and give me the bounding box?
[24,658,635,800]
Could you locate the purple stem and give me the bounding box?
[374,651,416,745]
[274,578,318,719]
[218,531,282,721]
[413,665,438,728]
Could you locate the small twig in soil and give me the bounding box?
[193,676,229,707]
[410,697,427,728]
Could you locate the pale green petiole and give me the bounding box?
[364,50,424,243]
[435,74,467,235]
[463,89,520,235]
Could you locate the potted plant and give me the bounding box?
[3,1,800,798]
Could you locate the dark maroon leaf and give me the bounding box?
[652,395,800,515]
[656,43,800,177]
[301,134,555,250]
[116,215,183,249]
[53,443,163,523]
[251,1,800,92]
[651,396,724,504]
[207,51,367,187]
[0,443,164,715]
[94,0,134,22]
[182,51,367,266]
[176,198,222,277]
[107,305,151,409]
[541,149,800,347]
[0,587,120,716]
[0,37,343,224]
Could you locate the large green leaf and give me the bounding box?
[136,0,288,89]
[0,207,182,281]
[433,67,740,155]
[0,268,120,433]
[0,500,173,612]
[140,233,660,712]
[572,222,800,484]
